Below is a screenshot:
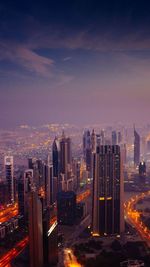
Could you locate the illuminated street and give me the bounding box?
[0,237,28,267]
[0,203,18,223]
[76,189,91,203]
[125,191,150,246]
[64,248,81,267]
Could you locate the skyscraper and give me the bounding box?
[92,145,124,236]
[83,130,91,158]
[134,127,140,167]
[59,131,72,178]
[4,156,14,203]
[112,131,117,145]
[24,169,34,217]
[91,129,96,153]
[57,191,76,225]
[29,190,43,267]
[52,137,60,178]
[44,163,54,206]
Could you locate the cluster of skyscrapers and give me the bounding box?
[0,126,144,266]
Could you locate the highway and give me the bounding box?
[0,236,29,267]
[125,190,150,247]
[0,203,18,223]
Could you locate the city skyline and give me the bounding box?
[1,1,150,127]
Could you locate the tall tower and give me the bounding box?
[52,137,60,178]
[91,129,96,153]
[60,132,72,176]
[29,190,43,267]
[134,127,140,167]
[112,131,117,145]
[92,145,124,236]
[4,156,14,203]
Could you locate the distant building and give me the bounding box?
[52,137,60,179]
[112,131,117,145]
[92,145,124,236]
[29,190,43,267]
[91,129,96,153]
[139,161,146,177]
[4,156,14,203]
[134,127,140,167]
[60,132,72,178]
[57,191,76,225]
[118,131,122,144]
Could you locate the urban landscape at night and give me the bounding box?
[1,0,150,266]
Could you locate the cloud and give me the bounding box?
[0,40,54,76]
[63,57,72,61]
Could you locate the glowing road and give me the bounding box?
[0,203,18,223]
[0,236,29,267]
[64,248,81,267]
[76,189,91,203]
[125,191,150,246]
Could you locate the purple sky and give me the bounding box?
[0,0,150,128]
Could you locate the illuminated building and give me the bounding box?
[57,191,76,225]
[92,145,124,236]
[134,127,140,167]
[4,156,14,203]
[112,131,117,145]
[29,190,43,267]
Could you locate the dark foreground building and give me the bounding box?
[92,145,124,236]
[57,191,76,225]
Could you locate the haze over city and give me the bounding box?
[1,0,150,127]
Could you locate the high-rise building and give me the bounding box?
[134,127,140,167]
[44,163,54,206]
[139,161,146,177]
[57,191,76,225]
[18,174,25,215]
[83,130,91,158]
[112,131,117,145]
[92,145,124,236]
[29,190,43,267]
[4,156,14,203]
[83,130,93,175]
[43,206,58,266]
[59,132,72,179]
[91,129,96,153]
[24,169,34,216]
[118,131,122,144]
[52,137,60,178]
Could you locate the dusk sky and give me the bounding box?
[1,0,150,127]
